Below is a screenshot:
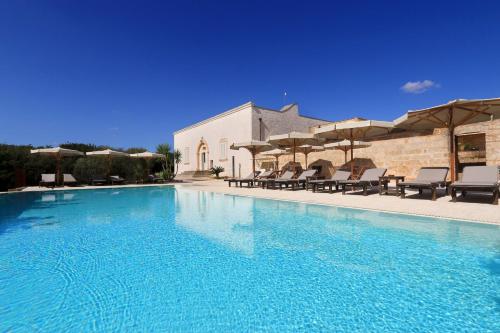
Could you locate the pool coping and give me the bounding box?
[0,183,175,195]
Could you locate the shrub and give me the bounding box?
[210,166,225,178]
[73,157,108,183]
[0,142,174,190]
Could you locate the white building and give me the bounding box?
[173,101,330,178]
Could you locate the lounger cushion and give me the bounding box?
[273,171,294,180]
[461,166,499,183]
[415,168,448,182]
[358,168,387,182]
[258,170,273,178]
[308,170,351,184]
[41,174,55,183]
[276,169,317,182]
[451,181,498,188]
[63,174,77,183]
[399,181,440,187]
[330,170,351,181]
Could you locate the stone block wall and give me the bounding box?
[275,119,500,180]
[455,118,500,166]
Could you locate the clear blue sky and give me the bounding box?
[1,1,499,150]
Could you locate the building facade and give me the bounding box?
[173,102,329,177]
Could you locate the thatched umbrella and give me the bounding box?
[86,149,130,177]
[394,98,500,180]
[315,120,393,175]
[260,148,288,170]
[230,141,272,175]
[30,147,84,185]
[324,140,371,164]
[268,132,322,164]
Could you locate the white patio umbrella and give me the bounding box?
[267,131,322,165]
[394,98,500,180]
[86,149,130,176]
[129,151,165,159]
[31,147,84,185]
[288,145,324,169]
[130,151,165,180]
[324,140,371,164]
[230,141,272,175]
[260,148,288,170]
[315,120,393,175]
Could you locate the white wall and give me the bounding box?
[174,102,331,177]
[174,103,255,177]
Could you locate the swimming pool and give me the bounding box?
[0,186,498,332]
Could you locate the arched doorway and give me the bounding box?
[196,139,209,171]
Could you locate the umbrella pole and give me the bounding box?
[344,149,347,164]
[275,156,279,170]
[448,107,456,181]
[56,153,61,186]
[292,139,296,164]
[252,150,256,176]
[108,156,112,178]
[305,152,308,169]
[350,130,354,176]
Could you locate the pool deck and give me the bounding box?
[177,180,500,225]
[11,180,500,225]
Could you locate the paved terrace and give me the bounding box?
[177,179,500,225]
[12,180,499,225]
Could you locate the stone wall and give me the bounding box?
[275,119,500,180]
[455,118,500,166]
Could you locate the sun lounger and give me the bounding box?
[450,166,499,205]
[225,171,260,187]
[261,170,294,189]
[252,170,276,187]
[90,177,107,185]
[148,174,163,183]
[63,174,78,186]
[39,174,56,188]
[110,175,126,185]
[398,167,449,201]
[339,168,387,195]
[239,170,274,187]
[307,170,351,193]
[276,169,318,190]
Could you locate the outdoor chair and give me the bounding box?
[450,166,499,205]
[39,174,56,188]
[252,170,277,188]
[261,170,294,189]
[90,177,107,185]
[225,171,260,187]
[307,170,351,193]
[276,169,318,190]
[148,174,163,183]
[110,175,126,185]
[239,170,274,187]
[398,167,449,201]
[63,174,79,186]
[339,168,387,195]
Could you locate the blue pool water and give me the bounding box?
[0,186,498,332]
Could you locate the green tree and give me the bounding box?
[173,149,182,177]
[126,147,148,154]
[156,143,173,180]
